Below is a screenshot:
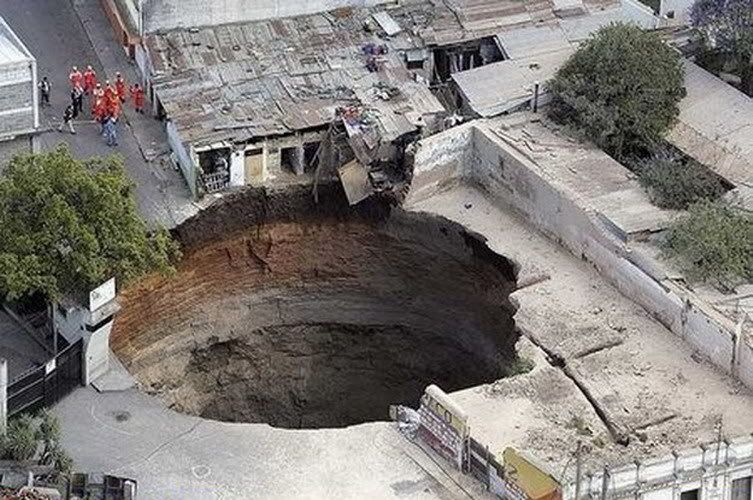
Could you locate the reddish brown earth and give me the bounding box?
[112,186,520,428]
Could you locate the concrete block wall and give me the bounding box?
[738,341,753,389]
[408,120,753,391]
[569,437,753,500]
[409,121,476,204]
[470,123,752,387]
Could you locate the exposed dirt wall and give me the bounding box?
[113,185,520,427]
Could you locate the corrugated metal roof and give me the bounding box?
[372,12,402,36]
[496,24,571,60]
[667,61,753,185]
[149,6,444,147]
[560,2,658,42]
[453,48,573,117]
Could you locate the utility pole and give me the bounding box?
[574,441,583,500]
[600,465,610,500]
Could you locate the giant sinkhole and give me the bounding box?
[112,185,520,429]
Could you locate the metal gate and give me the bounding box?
[7,338,83,417]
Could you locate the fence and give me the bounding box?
[7,338,83,418]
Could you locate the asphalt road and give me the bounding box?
[0,0,196,228]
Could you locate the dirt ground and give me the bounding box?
[112,186,520,428]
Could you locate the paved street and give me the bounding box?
[0,0,198,228]
[54,386,485,499]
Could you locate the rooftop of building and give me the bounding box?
[452,2,658,116]
[0,15,33,66]
[666,59,753,188]
[147,4,444,149]
[145,0,642,149]
[485,113,679,237]
[406,114,753,484]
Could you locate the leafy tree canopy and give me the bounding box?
[0,146,180,301]
[691,0,753,94]
[548,23,686,158]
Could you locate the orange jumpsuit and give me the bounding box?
[106,94,121,119]
[130,85,145,111]
[83,69,97,94]
[115,77,127,103]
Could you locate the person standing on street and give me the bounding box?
[115,73,127,104]
[58,104,75,134]
[130,83,145,113]
[70,85,84,117]
[37,77,51,106]
[69,66,83,89]
[83,65,97,95]
[102,114,117,147]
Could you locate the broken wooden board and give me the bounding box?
[338,160,374,205]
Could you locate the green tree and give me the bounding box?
[0,146,180,301]
[548,23,686,158]
[662,200,753,287]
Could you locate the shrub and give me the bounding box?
[3,414,39,461]
[636,150,728,210]
[662,200,753,286]
[548,23,685,158]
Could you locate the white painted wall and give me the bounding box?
[167,120,198,199]
[83,321,112,384]
[569,437,753,500]
[53,294,119,385]
[230,150,244,186]
[660,0,694,24]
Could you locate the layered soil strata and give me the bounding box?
[112,186,519,428]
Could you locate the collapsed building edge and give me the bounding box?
[408,116,753,391]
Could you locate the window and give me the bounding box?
[680,489,699,500]
[732,477,752,500]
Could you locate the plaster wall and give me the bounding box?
[167,120,198,199]
[570,438,753,500]
[409,121,753,390]
[230,150,244,186]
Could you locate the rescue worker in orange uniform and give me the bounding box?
[92,83,106,122]
[115,72,127,103]
[105,90,121,120]
[103,80,115,100]
[69,66,83,89]
[130,83,145,113]
[83,66,97,95]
